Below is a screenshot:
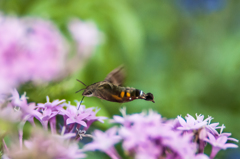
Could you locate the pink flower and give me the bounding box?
[68,19,103,57]
[0,14,68,94]
[112,109,198,158]
[36,96,66,131]
[37,96,66,119]
[9,89,41,123]
[84,127,121,151]
[64,105,89,127]
[63,102,107,130]
[84,127,121,159]
[0,106,22,123]
[177,114,208,131]
[195,114,219,135]
[78,104,107,124]
[9,89,28,107]
[204,132,238,159]
[6,129,85,159]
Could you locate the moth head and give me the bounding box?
[82,86,95,97]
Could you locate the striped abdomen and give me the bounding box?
[111,86,155,103]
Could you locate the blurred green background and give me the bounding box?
[1,0,239,158]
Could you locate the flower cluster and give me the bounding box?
[0,13,68,94]
[6,130,85,159]
[0,89,107,158]
[84,108,238,159]
[0,89,238,159]
[0,13,104,94]
[176,114,238,158]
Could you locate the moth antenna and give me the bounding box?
[75,88,85,93]
[76,79,87,86]
[77,96,85,110]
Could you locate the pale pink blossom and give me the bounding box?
[68,19,103,57]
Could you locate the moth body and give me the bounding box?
[79,66,155,103]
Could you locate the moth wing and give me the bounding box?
[104,65,125,86]
[93,82,124,103]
